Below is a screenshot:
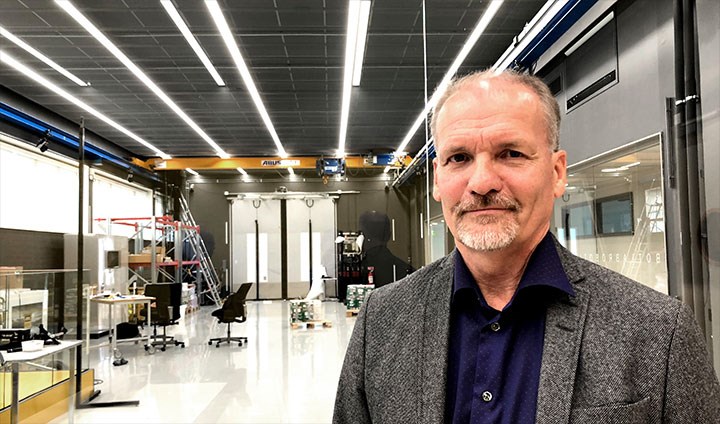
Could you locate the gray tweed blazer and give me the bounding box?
[333,241,720,423]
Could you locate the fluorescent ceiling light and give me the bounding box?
[0,50,170,159]
[160,0,225,86]
[383,166,391,173]
[394,0,504,155]
[0,26,90,87]
[337,0,369,157]
[288,167,295,176]
[565,12,614,57]
[56,0,229,159]
[493,0,570,71]
[236,167,248,176]
[186,168,199,176]
[206,0,288,158]
[601,161,641,173]
[352,1,371,87]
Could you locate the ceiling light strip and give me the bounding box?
[394,0,504,155]
[205,0,288,158]
[337,0,363,157]
[0,26,89,87]
[0,50,170,159]
[236,167,248,176]
[55,0,229,158]
[493,0,571,71]
[160,0,225,86]
[186,168,199,175]
[351,1,371,87]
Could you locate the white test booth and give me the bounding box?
[64,234,129,335]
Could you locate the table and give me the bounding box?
[1,340,82,424]
[89,296,155,365]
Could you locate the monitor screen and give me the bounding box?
[596,192,634,235]
[106,250,120,268]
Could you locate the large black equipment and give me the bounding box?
[0,328,31,352]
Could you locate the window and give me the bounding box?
[552,134,667,294]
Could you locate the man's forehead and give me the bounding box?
[450,77,537,105]
[436,81,539,128]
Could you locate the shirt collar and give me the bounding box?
[452,232,575,302]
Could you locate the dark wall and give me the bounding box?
[543,0,675,163]
[0,228,64,269]
[187,174,423,277]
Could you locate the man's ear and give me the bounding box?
[432,158,441,202]
[552,150,568,199]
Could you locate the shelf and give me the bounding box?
[128,260,201,268]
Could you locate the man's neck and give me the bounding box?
[456,234,546,311]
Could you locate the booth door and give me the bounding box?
[231,199,282,300]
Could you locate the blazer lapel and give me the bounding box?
[419,252,455,424]
[536,244,591,424]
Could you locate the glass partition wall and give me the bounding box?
[552,134,668,294]
[1,269,91,413]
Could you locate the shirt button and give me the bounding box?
[490,322,501,332]
[481,391,493,402]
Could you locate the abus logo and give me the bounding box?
[261,159,300,166]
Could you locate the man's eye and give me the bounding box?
[503,150,525,159]
[448,153,468,163]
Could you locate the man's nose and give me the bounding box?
[467,158,502,196]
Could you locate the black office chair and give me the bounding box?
[143,283,185,351]
[208,282,252,348]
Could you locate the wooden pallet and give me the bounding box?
[291,320,333,330]
[346,309,360,317]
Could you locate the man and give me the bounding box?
[333,69,720,423]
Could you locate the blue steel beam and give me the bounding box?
[0,101,135,171]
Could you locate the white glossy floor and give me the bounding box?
[52,300,355,423]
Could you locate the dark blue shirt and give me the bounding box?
[445,233,574,424]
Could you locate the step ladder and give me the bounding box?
[177,191,223,306]
[621,183,663,280]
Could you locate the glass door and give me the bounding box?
[428,215,447,263]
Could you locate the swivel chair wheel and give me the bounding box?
[207,341,212,346]
[161,347,166,352]
[215,343,220,348]
[238,343,242,347]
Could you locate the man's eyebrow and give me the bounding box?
[494,141,523,149]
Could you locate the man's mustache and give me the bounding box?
[452,193,520,216]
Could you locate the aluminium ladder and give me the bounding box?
[177,191,223,306]
[621,182,663,280]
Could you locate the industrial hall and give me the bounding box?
[1,0,719,422]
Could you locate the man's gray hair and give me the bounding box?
[430,69,561,151]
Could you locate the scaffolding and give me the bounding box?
[95,215,222,306]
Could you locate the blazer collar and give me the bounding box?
[419,251,456,424]
[535,239,590,423]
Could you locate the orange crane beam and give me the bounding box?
[147,155,412,171]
